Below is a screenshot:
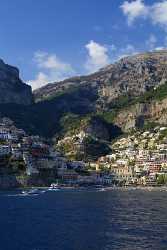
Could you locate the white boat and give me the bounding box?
[21,189,42,195]
[48,183,61,191]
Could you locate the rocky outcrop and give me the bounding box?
[114,98,167,132]
[80,116,122,141]
[83,119,110,141]
[97,50,167,102]
[0,59,33,105]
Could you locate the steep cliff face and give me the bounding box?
[0,59,33,105]
[97,51,167,103]
[114,98,167,132]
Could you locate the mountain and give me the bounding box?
[34,50,167,106]
[1,51,167,147]
[0,59,33,105]
[33,50,167,130]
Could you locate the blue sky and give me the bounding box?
[0,0,167,89]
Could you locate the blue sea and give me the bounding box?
[0,189,166,250]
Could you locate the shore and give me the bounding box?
[2,185,166,192]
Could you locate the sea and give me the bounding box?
[0,188,166,250]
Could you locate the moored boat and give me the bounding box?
[21,189,42,195]
[48,183,61,191]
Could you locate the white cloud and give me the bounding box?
[85,40,110,73]
[151,1,167,30]
[28,72,51,90]
[34,51,73,71]
[154,47,165,51]
[85,40,140,69]
[120,0,148,25]
[121,0,167,30]
[146,34,157,51]
[28,51,75,90]
[118,44,138,59]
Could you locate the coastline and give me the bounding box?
[0,185,167,192]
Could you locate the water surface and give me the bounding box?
[0,189,166,250]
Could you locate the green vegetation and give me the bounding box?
[105,82,167,113]
[0,72,167,140]
[97,111,117,123]
[159,128,167,140]
[0,85,97,138]
[83,136,111,161]
[109,95,131,109]
[60,113,82,136]
[93,83,167,134]
[9,159,26,174]
[96,82,167,135]
[157,174,167,185]
[142,121,160,131]
[0,139,8,145]
[37,85,82,102]
[137,82,167,102]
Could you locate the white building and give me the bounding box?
[0,132,11,140]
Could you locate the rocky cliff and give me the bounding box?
[32,50,167,139]
[34,50,167,107]
[114,97,167,132]
[1,51,167,139]
[0,59,33,105]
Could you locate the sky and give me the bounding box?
[1,0,167,89]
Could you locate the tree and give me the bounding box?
[157,174,167,185]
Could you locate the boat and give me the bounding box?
[48,183,61,191]
[21,189,42,195]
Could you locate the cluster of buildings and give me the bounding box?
[91,127,167,186]
[0,116,167,187]
[0,117,86,185]
[57,131,87,159]
[56,126,167,186]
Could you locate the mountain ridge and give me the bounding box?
[34,50,167,104]
[1,51,167,143]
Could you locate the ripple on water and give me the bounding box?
[0,189,166,250]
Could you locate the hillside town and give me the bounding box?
[95,126,167,187]
[57,125,167,187]
[0,116,167,188]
